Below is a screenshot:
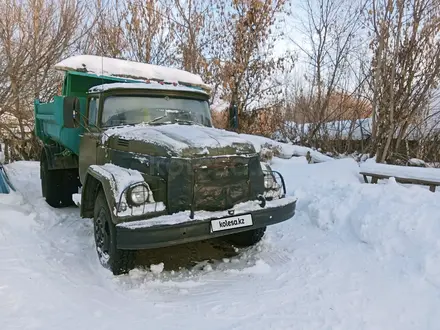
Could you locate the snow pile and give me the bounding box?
[150,263,165,274]
[408,158,427,167]
[239,133,334,162]
[275,157,440,287]
[72,193,81,206]
[55,55,210,91]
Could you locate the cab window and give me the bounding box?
[88,97,99,126]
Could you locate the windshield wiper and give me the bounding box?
[145,110,200,126]
[173,118,201,126]
[146,114,168,125]
[146,110,186,125]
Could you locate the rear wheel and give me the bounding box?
[41,152,62,208]
[224,227,267,247]
[40,151,79,208]
[93,190,136,275]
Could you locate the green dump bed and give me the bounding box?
[34,71,137,155]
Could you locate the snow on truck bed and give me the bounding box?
[55,55,210,90]
[360,161,440,183]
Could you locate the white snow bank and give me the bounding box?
[55,55,210,91]
[275,157,440,288]
[360,162,440,182]
[239,133,334,162]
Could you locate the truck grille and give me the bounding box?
[192,160,249,211]
[166,156,264,214]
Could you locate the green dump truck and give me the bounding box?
[34,55,297,275]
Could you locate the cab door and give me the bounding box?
[79,96,100,185]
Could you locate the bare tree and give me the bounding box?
[289,0,369,144]
[170,0,216,74]
[217,0,293,130]
[369,0,440,163]
[89,0,176,65]
[88,0,127,58]
[0,0,93,160]
[124,0,175,65]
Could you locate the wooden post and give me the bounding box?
[4,140,10,164]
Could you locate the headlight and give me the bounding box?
[260,161,283,200]
[264,173,277,189]
[127,184,150,206]
[261,162,277,188]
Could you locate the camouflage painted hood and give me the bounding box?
[103,123,256,157]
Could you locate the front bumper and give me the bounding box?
[115,197,297,250]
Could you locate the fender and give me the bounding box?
[80,164,146,224]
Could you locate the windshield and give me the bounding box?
[101,95,212,127]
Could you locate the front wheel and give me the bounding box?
[93,190,136,275]
[224,227,267,247]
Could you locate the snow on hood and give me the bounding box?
[103,123,256,155]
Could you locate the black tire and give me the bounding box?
[93,190,136,275]
[59,169,80,207]
[224,227,267,247]
[40,150,79,208]
[41,152,62,208]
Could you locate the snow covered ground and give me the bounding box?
[1,158,440,330]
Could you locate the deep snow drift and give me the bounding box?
[1,158,440,330]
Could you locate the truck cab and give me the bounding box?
[34,55,297,275]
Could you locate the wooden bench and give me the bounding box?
[359,163,440,193]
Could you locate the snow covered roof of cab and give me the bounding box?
[88,82,209,96]
[54,55,211,92]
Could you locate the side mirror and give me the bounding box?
[63,96,80,128]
